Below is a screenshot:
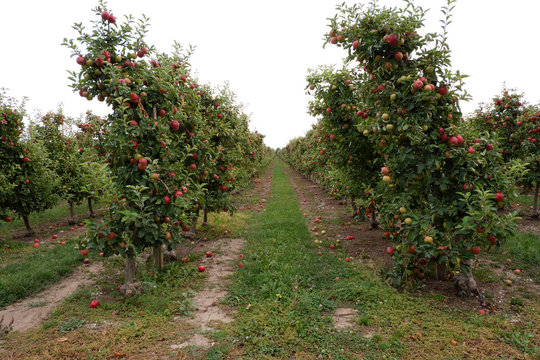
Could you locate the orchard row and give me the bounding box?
[279,1,539,289]
[0,1,272,292]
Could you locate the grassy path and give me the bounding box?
[226,160,402,358]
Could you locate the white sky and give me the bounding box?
[1,1,539,149]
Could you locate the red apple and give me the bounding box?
[494,192,504,202]
[80,249,89,257]
[90,300,99,308]
[101,11,110,20]
[206,251,212,257]
[170,120,180,131]
[138,157,147,170]
[4,216,12,222]
[83,258,90,264]
[198,265,206,272]
[190,163,197,170]
[471,246,481,255]
[386,247,394,255]
[33,243,39,248]
[163,195,171,205]
[76,56,86,65]
[181,257,188,263]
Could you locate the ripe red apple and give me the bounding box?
[394,52,403,61]
[33,243,39,248]
[129,120,138,126]
[190,163,197,170]
[487,234,497,245]
[381,166,389,175]
[158,109,166,117]
[471,246,481,255]
[52,234,58,239]
[108,15,116,23]
[174,190,183,198]
[198,265,206,272]
[181,257,188,263]
[449,136,459,146]
[494,192,504,202]
[129,93,139,102]
[467,147,475,154]
[238,254,244,259]
[76,56,86,65]
[4,216,12,222]
[90,300,99,308]
[352,40,360,49]
[101,11,110,20]
[34,238,39,243]
[23,157,30,162]
[83,258,90,264]
[438,86,448,95]
[238,263,244,268]
[99,252,104,257]
[412,79,423,90]
[326,107,332,114]
[513,269,521,274]
[170,120,180,131]
[60,241,66,245]
[385,33,398,46]
[205,251,213,257]
[163,195,171,205]
[476,227,485,233]
[80,249,89,257]
[138,157,148,170]
[486,144,494,151]
[386,247,394,255]
[408,245,416,254]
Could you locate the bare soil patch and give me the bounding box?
[0,262,102,333]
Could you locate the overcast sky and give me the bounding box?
[1,1,539,149]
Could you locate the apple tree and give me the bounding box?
[326,0,519,290]
[0,92,59,235]
[63,2,205,292]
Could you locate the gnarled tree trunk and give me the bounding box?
[88,197,95,218]
[22,215,34,236]
[152,245,163,271]
[68,201,76,225]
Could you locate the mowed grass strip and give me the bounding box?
[226,160,403,358]
[0,238,83,308]
[225,160,539,359]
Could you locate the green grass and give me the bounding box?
[490,232,540,282]
[0,201,96,237]
[514,193,534,208]
[0,238,84,308]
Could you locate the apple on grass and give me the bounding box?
[90,300,99,308]
[198,265,205,272]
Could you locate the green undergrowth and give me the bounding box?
[0,237,86,308]
[489,231,540,282]
[224,160,538,359]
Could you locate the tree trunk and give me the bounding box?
[124,255,136,289]
[152,245,163,271]
[453,234,478,296]
[88,197,95,218]
[350,198,358,218]
[532,178,539,218]
[68,202,76,225]
[22,215,34,236]
[202,208,209,226]
[370,208,379,229]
